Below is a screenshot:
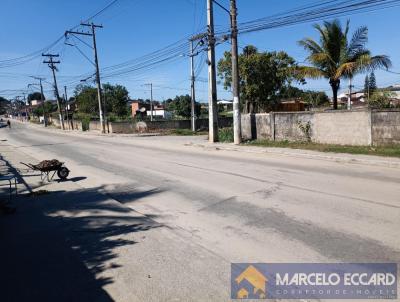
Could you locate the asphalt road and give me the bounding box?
[2,122,400,301]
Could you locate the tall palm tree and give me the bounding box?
[298,19,391,109]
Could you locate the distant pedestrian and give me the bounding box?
[7,120,11,128]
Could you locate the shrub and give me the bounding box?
[218,127,234,143]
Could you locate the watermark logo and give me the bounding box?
[234,265,268,299]
[231,263,397,300]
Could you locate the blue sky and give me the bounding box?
[1,0,400,102]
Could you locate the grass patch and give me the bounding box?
[219,127,234,143]
[167,129,207,136]
[245,140,400,158]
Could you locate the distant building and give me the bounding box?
[146,105,171,118]
[335,85,400,108]
[131,100,171,119]
[337,92,367,108]
[218,100,233,111]
[30,99,44,107]
[277,98,306,112]
[131,100,149,117]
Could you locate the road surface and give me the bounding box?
[1,122,400,301]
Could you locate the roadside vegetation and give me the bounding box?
[167,129,207,136]
[245,140,400,158]
[218,127,234,142]
[297,19,391,109]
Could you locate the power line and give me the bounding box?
[0,0,121,69]
[221,0,400,36]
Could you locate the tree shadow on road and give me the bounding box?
[0,184,162,302]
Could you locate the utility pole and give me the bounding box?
[348,77,353,110]
[64,86,70,130]
[190,40,196,131]
[22,92,28,121]
[144,83,154,121]
[207,0,219,142]
[42,53,65,130]
[103,87,109,133]
[66,23,105,133]
[189,33,207,131]
[31,76,47,126]
[230,0,241,144]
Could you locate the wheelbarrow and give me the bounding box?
[20,159,70,181]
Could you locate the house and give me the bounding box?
[146,105,171,118]
[131,100,171,119]
[277,98,306,111]
[218,100,233,111]
[30,99,44,107]
[336,85,400,108]
[337,91,367,108]
[131,100,150,117]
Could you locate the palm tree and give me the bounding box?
[297,19,391,109]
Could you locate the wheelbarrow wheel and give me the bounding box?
[57,167,70,180]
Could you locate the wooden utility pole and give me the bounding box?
[66,23,105,133]
[230,0,241,144]
[207,0,219,142]
[42,54,65,130]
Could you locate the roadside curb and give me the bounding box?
[188,142,400,169]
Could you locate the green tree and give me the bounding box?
[369,71,377,95]
[32,101,57,116]
[218,46,303,113]
[368,90,393,109]
[75,83,130,117]
[167,95,200,118]
[278,86,329,108]
[364,75,370,97]
[74,84,99,115]
[0,96,10,114]
[27,92,45,103]
[297,19,391,109]
[302,91,330,107]
[278,86,305,99]
[103,83,129,117]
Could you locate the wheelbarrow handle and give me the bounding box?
[20,162,36,170]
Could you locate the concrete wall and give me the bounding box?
[241,114,271,140]
[313,111,372,146]
[99,117,233,134]
[49,117,82,131]
[109,122,136,134]
[372,110,400,145]
[89,121,102,131]
[274,112,314,142]
[241,110,400,146]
